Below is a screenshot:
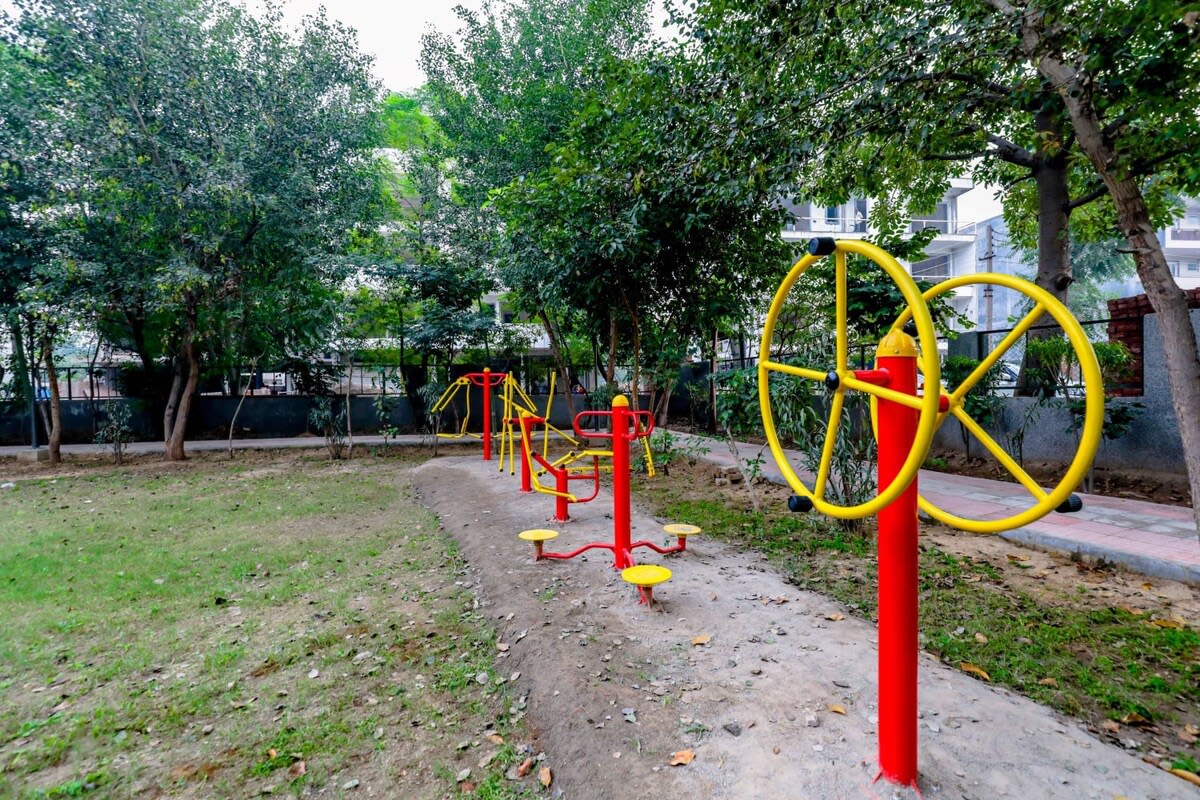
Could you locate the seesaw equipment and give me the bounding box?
[759,238,1103,788]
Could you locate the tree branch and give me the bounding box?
[984,132,1038,168]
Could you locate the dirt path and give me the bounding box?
[413,456,1193,800]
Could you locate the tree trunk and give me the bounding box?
[1016,128,1072,395]
[605,312,618,386]
[165,339,200,460]
[1038,52,1200,537]
[41,334,62,464]
[163,355,183,445]
[537,308,577,418]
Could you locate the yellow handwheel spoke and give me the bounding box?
[950,304,1046,403]
[841,374,927,411]
[835,250,849,374]
[813,390,846,500]
[912,274,1104,533]
[949,406,1048,501]
[761,359,829,383]
[758,238,940,520]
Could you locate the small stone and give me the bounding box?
[342,779,360,790]
[722,722,743,737]
[805,714,820,728]
[475,672,488,684]
[307,669,319,679]
[201,724,214,735]
[455,768,471,782]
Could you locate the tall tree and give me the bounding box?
[6,0,389,459]
[985,0,1200,535]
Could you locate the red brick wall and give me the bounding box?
[1107,287,1200,396]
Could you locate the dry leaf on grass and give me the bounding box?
[1101,719,1121,733]
[1119,711,1151,726]
[288,761,306,778]
[486,733,504,745]
[828,704,846,715]
[1179,724,1199,745]
[691,635,711,646]
[824,612,845,621]
[267,748,277,759]
[974,632,989,644]
[668,750,695,766]
[1150,617,1186,630]
[958,662,991,681]
[538,766,553,788]
[516,757,534,777]
[1037,677,1058,687]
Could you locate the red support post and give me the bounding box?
[873,330,920,787]
[519,438,533,493]
[611,395,633,568]
[481,367,493,461]
[554,468,570,522]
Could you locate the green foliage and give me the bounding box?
[308,397,348,459]
[93,401,133,464]
[941,355,1002,459]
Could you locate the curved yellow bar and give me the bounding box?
[758,239,941,520]
[910,274,1104,533]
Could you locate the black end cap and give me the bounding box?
[1055,494,1083,513]
[788,494,814,513]
[902,319,918,336]
[807,237,836,256]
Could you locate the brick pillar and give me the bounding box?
[1107,287,1200,397]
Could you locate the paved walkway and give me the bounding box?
[3,431,1197,585]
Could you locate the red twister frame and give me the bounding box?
[464,368,508,461]
[525,396,684,599]
[517,412,604,521]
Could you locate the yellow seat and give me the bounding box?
[621,564,671,606]
[518,528,559,561]
[663,523,701,537]
[621,564,671,587]
[518,528,560,543]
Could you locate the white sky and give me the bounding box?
[250,0,485,94]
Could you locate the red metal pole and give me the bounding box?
[611,395,632,568]
[519,438,532,493]
[481,367,493,461]
[874,330,920,786]
[554,468,569,522]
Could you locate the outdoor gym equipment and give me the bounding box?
[496,369,578,479]
[430,368,508,460]
[515,396,690,603]
[515,399,658,521]
[758,237,1103,788]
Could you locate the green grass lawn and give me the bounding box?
[0,455,537,799]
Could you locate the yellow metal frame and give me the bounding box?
[758,240,941,519]
[431,378,480,440]
[497,371,579,476]
[893,274,1104,533]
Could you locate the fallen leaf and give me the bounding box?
[958,662,991,682]
[1119,711,1151,726]
[1141,582,1153,590]
[1006,553,1030,562]
[1118,606,1145,616]
[974,632,989,644]
[516,757,533,778]
[1150,618,1185,630]
[824,612,845,621]
[1037,677,1058,687]
[691,635,711,646]
[460,782,475,793]
[288,761,306,778]
[486,734,504,745]
[268,749,277,759]
[710,593,718,601]
[772,745,781,755]
[1101,719,1121,733]
[668,750,695,766]
[828,704,846,715]
[1168,768,1200,787]
[538,766,552,788]
[1177,726,1198,745]
[496,642,510,652]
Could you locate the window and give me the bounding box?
[1186,261,1199,274]
[825,206,839,224]
[1169,261,1181,276]
[911,254,951,282]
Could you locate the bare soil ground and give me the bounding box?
[413,455,1198,800]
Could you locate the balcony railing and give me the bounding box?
[783,216,978,236]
